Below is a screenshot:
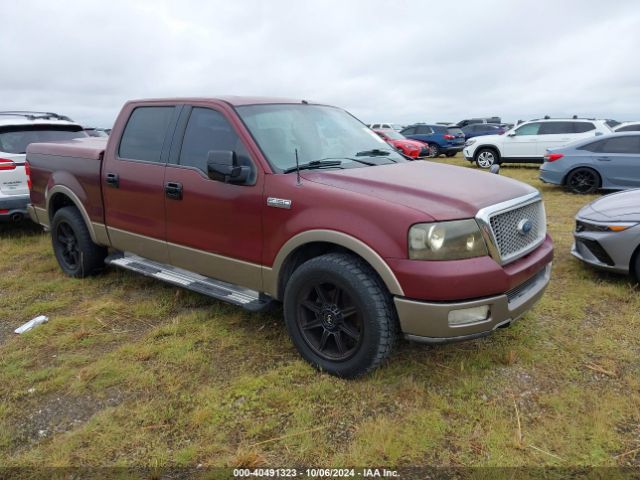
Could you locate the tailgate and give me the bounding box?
[0,153,28,196]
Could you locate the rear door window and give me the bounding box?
[617,124,640,132]
[0,126,86,154]
[598,136,640,154]
[416,126,432,134]
[118,106,175,162]
[538,122,574,135]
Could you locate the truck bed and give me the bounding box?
[27,137,108,225]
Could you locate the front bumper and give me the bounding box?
[443,145,464,154]
[395,263,551,344]
[463,147,474,161]
[571,223,639,274]
[0,194,29,221]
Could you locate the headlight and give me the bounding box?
[409,219,488,260]
[464,139,476,147]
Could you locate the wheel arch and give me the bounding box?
[265,230,404,300]
[46,186,103,244]
[629,243,640,282]
[474,144,501,160]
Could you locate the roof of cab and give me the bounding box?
[127,96,318,107]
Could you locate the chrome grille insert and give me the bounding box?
[476,192,547,265]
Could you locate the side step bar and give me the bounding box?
[105,252,274,312]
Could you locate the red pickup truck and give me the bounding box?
[26,97,553,377]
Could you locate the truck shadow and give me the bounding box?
[0,220,44,239]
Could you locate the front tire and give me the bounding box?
[565,168,600,194]
[283,253,396,378]
[475,148,498,168]
[51,206,107,278]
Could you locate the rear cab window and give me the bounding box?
[0,125,86,154]
[118,106,176,162]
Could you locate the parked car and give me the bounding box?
[461,123,508,139]
[463,118,613,168]
[0,111,86,222]
[373,129,427,158]
[539,133,640,194]
[572,189,640,281]
[27,96,553,378]
[84,127,110,137]
[400,123,466,157]
[614,122,640,133]
[368,123,403,131]
[457,117,501,128]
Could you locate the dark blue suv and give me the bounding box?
[460,123,507,139]
[400,124,465,157]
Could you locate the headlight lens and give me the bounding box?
[409,219,488,260]
[465,139,476,147]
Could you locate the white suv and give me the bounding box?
[0,112,86,222]
[463,118,613,168]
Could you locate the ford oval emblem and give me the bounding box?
[517,219,533,235]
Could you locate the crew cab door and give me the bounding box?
[163,105,264,291]
[102,104,180,262]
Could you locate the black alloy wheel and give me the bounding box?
[566,168,600,194]
[296,281,362,361]
[56,221,81,270]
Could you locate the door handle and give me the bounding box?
[105,173,119,187]
[165,181,183,200]
[596,157,611,161]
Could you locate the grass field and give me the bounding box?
[1,157,639,472]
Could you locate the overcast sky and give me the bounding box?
[3,0,639,127]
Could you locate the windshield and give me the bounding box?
[236,104,405,172]
[0,126,87,154]
[378,130,405,140]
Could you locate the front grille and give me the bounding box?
[488,200,546,264]
[506,268,547,303]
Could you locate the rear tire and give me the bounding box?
[565,168,600,194]
[445,152,456,157]
[51,206,107,278]
[283,253,397,378]
[475,148,499,168]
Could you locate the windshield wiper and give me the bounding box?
[282,160,343,174]
[355,148,392,157]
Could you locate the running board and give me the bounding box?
[105,252,274,312]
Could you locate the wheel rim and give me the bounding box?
[428,145,439,157]
[477,151,494,168]
[56,221,81,269]
[296,282,363,361]
[569,170,597,193]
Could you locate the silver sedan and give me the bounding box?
[573,189,640,280]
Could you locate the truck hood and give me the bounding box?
[579,189,640,222]
[303,161,536,221]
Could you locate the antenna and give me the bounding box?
[295,148,301,185]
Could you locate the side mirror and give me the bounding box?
[595,131,603,136]
[206,150,250,184]
[507,132,516,137]
[489,164,500,175]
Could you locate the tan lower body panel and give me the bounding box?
[167,242,263,292]
[106,227,263,291]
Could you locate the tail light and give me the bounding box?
[0,158,16,171]
[544,153,564,162]
[25,160,32,189]
[443,134,455,140]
